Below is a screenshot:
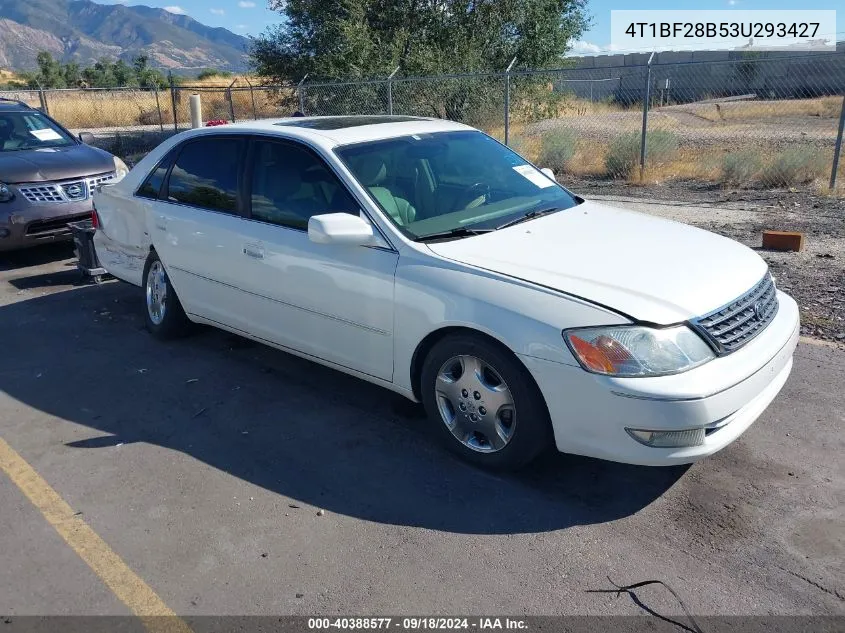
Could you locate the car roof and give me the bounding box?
[0,101,35,112]
[186,115,474,148]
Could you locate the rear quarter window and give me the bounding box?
[165,137,245,213]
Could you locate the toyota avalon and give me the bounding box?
[92,116,799,470]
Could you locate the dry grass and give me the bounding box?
[673,96,843,122]
[510,94,627,123]
[49,90,162,128]
[40,82,294,129]
[501,122,820,187]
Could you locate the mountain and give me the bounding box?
[0,0,250,72]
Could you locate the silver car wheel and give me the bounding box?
[145,260,168,326]
[435,354,516,453]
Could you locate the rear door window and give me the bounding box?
[137,161,170,199]
[165,137,245,213]
[248,139,358,230]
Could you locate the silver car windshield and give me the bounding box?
[0,111,76,152]
[335,130,579,239]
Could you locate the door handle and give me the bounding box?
[243,243,265,259]
[155,215,167,231]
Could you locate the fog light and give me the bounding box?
[625,427,706,448]
[0,228,10,238]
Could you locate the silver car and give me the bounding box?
[0,99,127,252]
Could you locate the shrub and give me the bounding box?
[721,150,763,185]
[761,148,828,186]
[538,128,577,172]
[197,69,233,81]
[604,130,678,178]
[137,108,174,125]
[507,136,528,157]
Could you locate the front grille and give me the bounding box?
[25,212,91,236]
[18,184,66,203]
[88,172,116,193]
[17,172,116,204]
[692,273,779,355]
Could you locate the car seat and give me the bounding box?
[353,156,416,226]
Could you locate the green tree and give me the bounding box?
[133,55,166,89]
[34,52,67,88]
[82,59,117,88]
[63,62,81,87]
[112,59,137,87]
[250,0,590,82]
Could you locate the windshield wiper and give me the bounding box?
[496,206,562,230]
[414,227,494,242]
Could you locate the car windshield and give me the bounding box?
[0,111,76,152]
[335,130,580,239]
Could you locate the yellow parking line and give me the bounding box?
[0,437,193,633]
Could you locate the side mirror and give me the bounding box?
[78,132,95,144]
[308,213,375,246]
[540,167,556,181]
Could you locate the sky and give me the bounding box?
[99,0,281,36]
[99,0,843,53]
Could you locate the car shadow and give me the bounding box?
[0,243,75,270]
[0,282,689,535]
[7,269,88,290]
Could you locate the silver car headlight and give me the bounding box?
[113,156,129,181]
[563,324,715,377]
[0,182,14,203]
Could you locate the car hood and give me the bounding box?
[0,144,114,183]
[425,201,768,324]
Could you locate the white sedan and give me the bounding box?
[93,116,799,470]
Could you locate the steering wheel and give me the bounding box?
[459,182,491,209]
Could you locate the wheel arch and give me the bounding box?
[409,325,547,411]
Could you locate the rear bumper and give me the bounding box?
[520,290,800,466]
[0,199,94,252]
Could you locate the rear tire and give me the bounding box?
[420,333,551,471]
[142,251,191,339]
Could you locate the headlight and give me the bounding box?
[563,325,715,377]
[0,182,14,203]
[113,156,129,181]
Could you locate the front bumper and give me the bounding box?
[520,290,800,466]
[0,198,94,252]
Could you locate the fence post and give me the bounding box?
[245,77,257,120]
[153,85,164,132]
[504,57,517,146]
[226,78,237,122]
[639,52,655,180]
[168,72,178,133]
[830,95,845,191]
[386,66,400,115]
[37,83,49,115]
[297,74,308,114]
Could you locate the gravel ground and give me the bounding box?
[565,179,845,342]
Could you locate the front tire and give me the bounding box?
[420,333,551,471]
[143,251,191,339]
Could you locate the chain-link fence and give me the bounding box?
[2,51,843,190]
[506,53,845,191]
[300,53,845,191]
[0,81,298,162]
[0,86,175,161]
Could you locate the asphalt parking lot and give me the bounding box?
[0,242,843,623]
